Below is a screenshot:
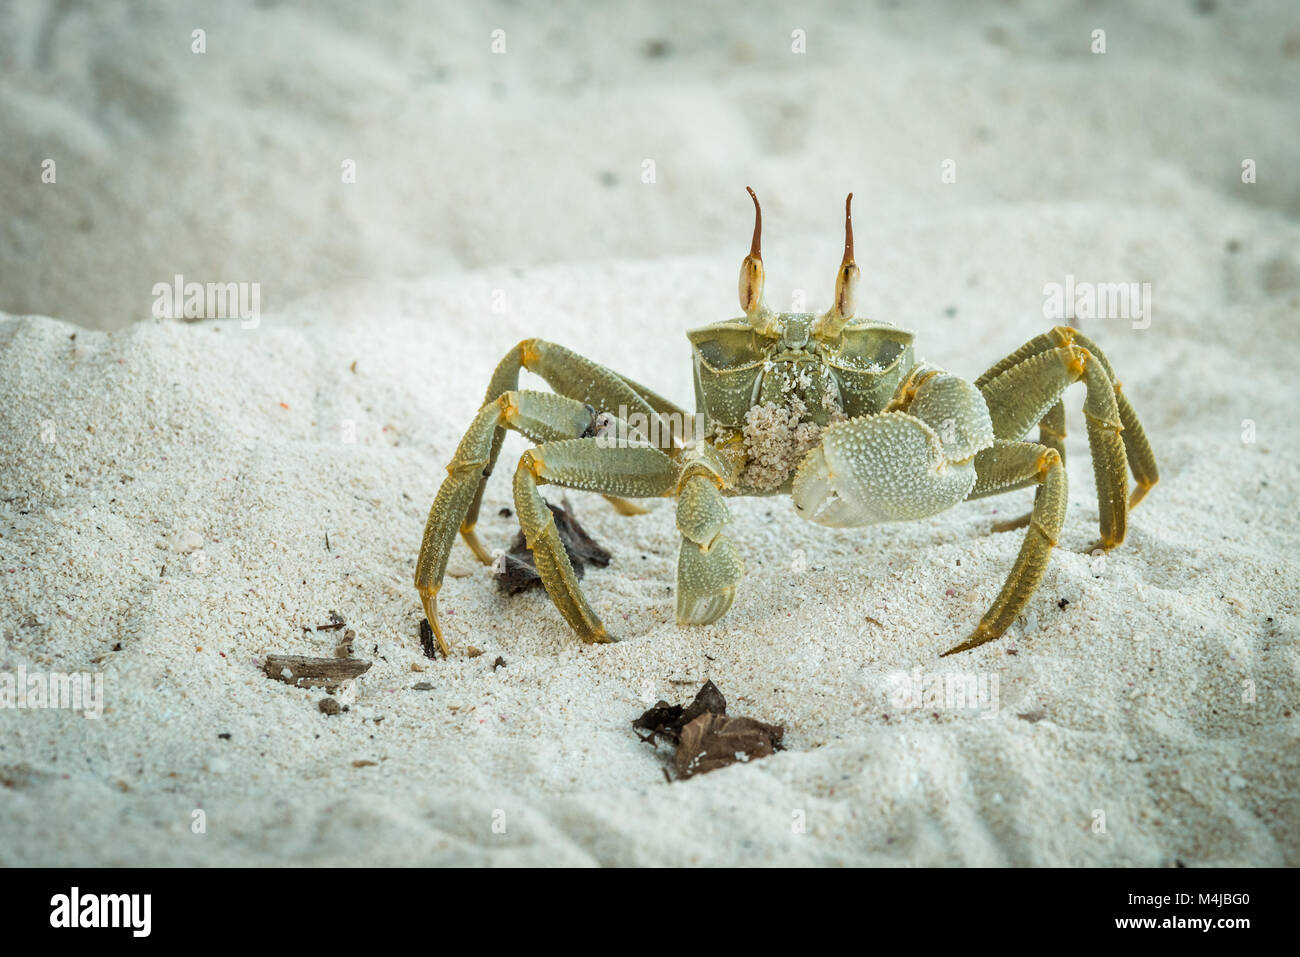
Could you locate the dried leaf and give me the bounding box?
[675,713,785,779]
[681,679,726,725]
[633,680,784,778]
[633,679,726,745]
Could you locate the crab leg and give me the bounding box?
[675,474,744,624]
[976,326,1158,520]
[1037,399,1068,465]
[462,340,686,554]
[415,390,600,655]
[976,330,1131,549]
[1069,331,1159,509]
[514,438,679,642]
[984,398,1069,533]
[942,440,1068,655]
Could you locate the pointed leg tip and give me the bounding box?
[1128,479,1156,511]
[460,526,494,565]
[943,623,1001,657]
[583,627,614,644]
[418,587,451,656]
[1082,536,1123,554]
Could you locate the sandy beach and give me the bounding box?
[1,0,1297,866]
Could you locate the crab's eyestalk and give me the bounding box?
[739,187,780,335]
[813,192,861,339]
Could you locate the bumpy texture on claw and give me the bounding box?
[792,369,994,528]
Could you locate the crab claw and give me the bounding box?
[792,414,979,528]
[676,535,745,625]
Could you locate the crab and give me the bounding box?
[415,188,1158,656]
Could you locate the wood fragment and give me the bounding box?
[263,654,371,690]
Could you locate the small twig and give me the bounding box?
[305,610,347,632]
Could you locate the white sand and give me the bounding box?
[1,1,1298,865]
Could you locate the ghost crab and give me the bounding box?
[416,188,1158,656]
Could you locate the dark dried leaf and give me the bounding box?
[681,679,726,724]
[494,499,612,594]
[632,700,684,740]
[675,713,785,779]
[632,680,783,778]
[493,550,550,595]
[633,680,727,745]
